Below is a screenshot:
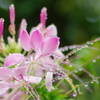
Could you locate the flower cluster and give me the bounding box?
[0,4,67,100]
[0,4,100,100]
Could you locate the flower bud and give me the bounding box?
[9,4,15,24]
[8,24,15,35]
[0,18,4,39]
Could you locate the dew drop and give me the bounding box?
[69,65,72,67]
[84,45,88,48]
[74,70,78,73]
[94,80,99,84]
[57,76,62,80]
[84,84,88,87]
[78,68,83,71]
[66,56,68,58]
[97,56,100,59]
[90,42,93,45]
[92,59,96,63]
[72,92,77,97]
[50,68,52,71]
[91,81,94,84]
[66,77,70,80]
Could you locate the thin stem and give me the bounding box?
[64,37,100,59]
[24,86,36,100]
[55,78,64,88]
[64,77,100,96]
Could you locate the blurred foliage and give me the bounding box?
[0,0,100,100]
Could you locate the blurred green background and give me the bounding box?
[0,0,100,100]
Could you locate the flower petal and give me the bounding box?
[20,29,31,51]
[45,72,53,92]
[30,30,44,51]
[18,19,27,37]
[0,81,9,95]
[24,76,42,84]
[12,91,23,100]
[4,53,26,67]
[41,37,60,56]
[13,67,27,81]
[0,67,12,81]
[46,24,57,37]
[40,7,47,26]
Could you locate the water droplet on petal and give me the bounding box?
[50,68,52,71]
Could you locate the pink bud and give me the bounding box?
[9,4,15,24]
[0,18,4,39]
[40,7,47,26]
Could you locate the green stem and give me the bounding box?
[55,78,64,88]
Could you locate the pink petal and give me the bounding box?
[0,81,9,95]
[46,24,57,37]
[40,7,47,26]
[4,53,26,67]
[24,76,42,84]
[13,67,27,80]
[53,49,64,59]
[45,72,53,92]
[0,67,12,81]
[0,18,4,39]
[20,29,31,51]
[12,91,23,100]
[41,37,60,56]
[18,19,27,37]
[30,30,44,51]
[9,4,15,24]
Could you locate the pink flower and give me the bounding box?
[20,29,60,58]
[0,18,4,39]
[0,66,42,96]
[13,67,42,84]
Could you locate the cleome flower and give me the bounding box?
[0,4,66,99]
